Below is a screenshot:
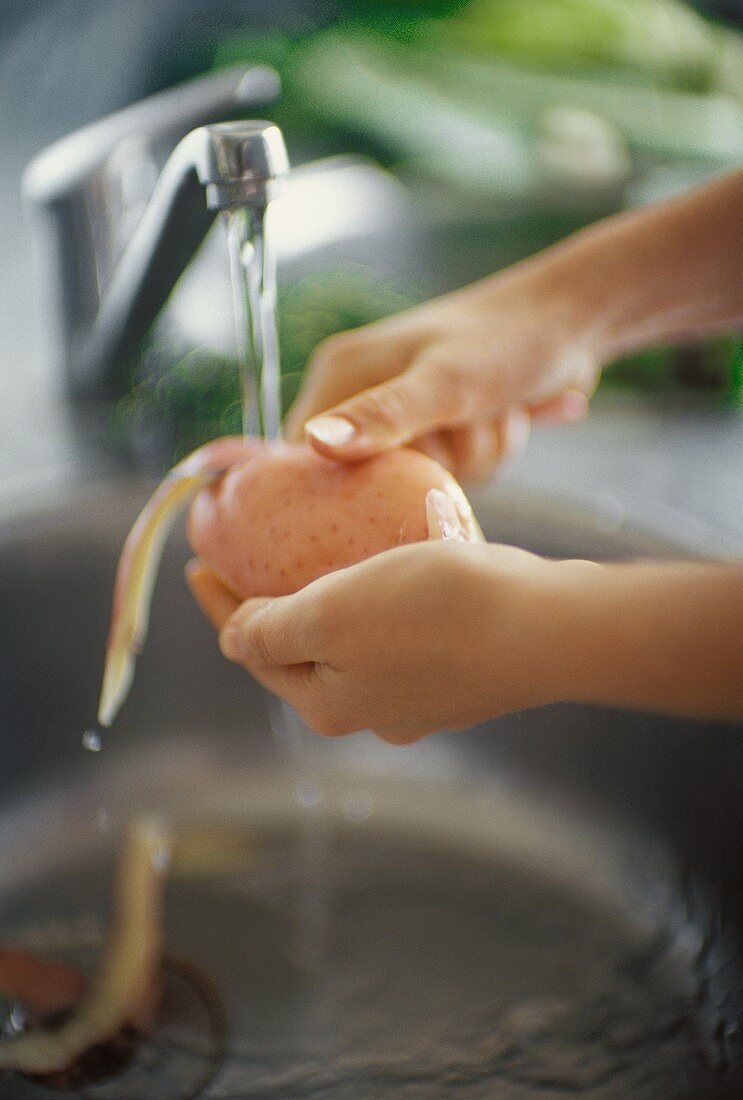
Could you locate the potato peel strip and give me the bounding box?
[98,438,259,728]
[98,472,215,727]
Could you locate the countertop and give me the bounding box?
[502,392,743,555]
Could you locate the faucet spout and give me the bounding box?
[75,121,288,399]
[198,121,290,211]
[23,68,287,401]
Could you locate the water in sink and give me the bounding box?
[0,766,717,1100]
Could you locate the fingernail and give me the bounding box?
[220,622,249,663]
[426,488,467,542]
[306,415,357,448]
[561,391,589,421]
[534,391,589,426]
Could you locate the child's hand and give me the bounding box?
[187,541,587,742]
[285,268,593,482]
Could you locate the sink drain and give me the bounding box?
[0,809,722,1098]
[0,955,227,1099]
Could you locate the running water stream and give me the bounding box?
[224,199,333,969]
[224,204,282,442]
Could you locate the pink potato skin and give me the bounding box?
[188,442,471,599]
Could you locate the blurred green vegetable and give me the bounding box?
[292,29,743,175]
[450,0,722,91]
[124,0,743,458]
[603,334,743,405]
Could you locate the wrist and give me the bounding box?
[558,561,743,720]
[519,245,624,364]
[477,548,604,712]
[547,558,619,706]
[492,213,659,365]
[477,252,612,387]
[533,556,609,705]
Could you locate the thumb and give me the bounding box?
[305,355,473,461]
[219,591,324,669]
[185,560,240,630]
[219,597,280,665]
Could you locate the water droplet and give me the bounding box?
[152,845,170,873]
[342,792,374,823]
[7,1003,26,1036]
[294,781,322,809]
[82,729,102,752]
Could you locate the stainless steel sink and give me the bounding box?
[0,477,741,1098]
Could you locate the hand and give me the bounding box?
[187,541,586,743]
[188,538,743,733]
[285,265,595,482]
[287,169,743,483]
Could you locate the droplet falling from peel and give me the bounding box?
[82,730,102,753]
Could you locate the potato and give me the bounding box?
[188,442,479,600]
[99,437,480,727]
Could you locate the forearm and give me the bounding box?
[523,169,743,361]
[560,560,743,721]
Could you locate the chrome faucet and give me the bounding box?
[23,66,288,401]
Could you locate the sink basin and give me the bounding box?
[0,477,741,1098]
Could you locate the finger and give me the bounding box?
[409,431,456,471]
[304,351,474,461]
[219,591,326,669]
[444,424,502,483]
[438,410,529,484]
[284,317,428,443]
[242,660,318,714]
[185,560,240,630]
[498,407,531,461]
[445,399,574,482]
[529,389,589,426]
[239,661,356,739]
[374,727,428,745]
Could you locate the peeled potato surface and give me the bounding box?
[188,442,471,599]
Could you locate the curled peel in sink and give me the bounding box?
[0,819,255,1077]
[0,817,169,1076]
[99,437,482,728]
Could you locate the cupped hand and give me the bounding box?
[284,267,597,482]
[187,540,589,743]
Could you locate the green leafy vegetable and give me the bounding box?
[449,0,722,92]
[603,335,743,405]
